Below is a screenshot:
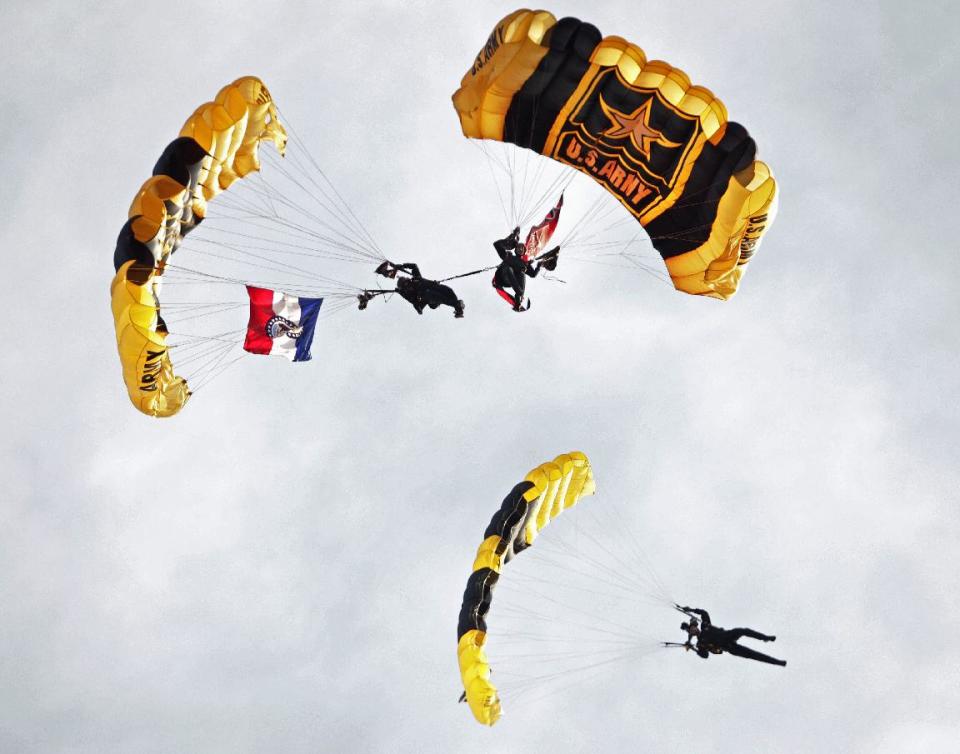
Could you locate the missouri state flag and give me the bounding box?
[243,286,323,362]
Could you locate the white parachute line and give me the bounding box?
[499,644,659,710]
[595,499,676,605]
[275,108,385,259]
[247,162,383,261]
[175,339,238,383]
[187,226,375,264]
[188,347,248,393]
[158,302,247,325]
[530,529,661,598]
[209,188,381,262]
[168,329,246,349]
[275,142,384,259]
[505,565,647,604]
[493,576,644,639]
[172,244,360,291]
[517,167,576,229]
[188,227,377,267]
[508,546,650,601]
[551,501,674,605]
[474,141,512,229]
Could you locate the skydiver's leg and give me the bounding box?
[727,628,775,642]
[511,275,527,310]
[493,272,519,308]
[724,644,786,666]
[427,283,464,317]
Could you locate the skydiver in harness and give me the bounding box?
[358,261,465,318]
[492,227,560,312]
[674,606,786,667]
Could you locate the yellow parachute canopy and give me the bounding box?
[457,451,596,725]
[110,77,287,417]
[453,9,777,299]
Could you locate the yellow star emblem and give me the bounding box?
[600,97,681,159]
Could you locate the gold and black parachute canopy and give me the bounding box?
[110,77,287,417]
[453,9,777,299]
[457,452,595,725]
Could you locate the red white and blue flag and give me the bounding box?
[523,193,564,260]
[243,286,323,362]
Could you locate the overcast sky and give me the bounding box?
[1,1,959,752]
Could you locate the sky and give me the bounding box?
[1,0,959,752]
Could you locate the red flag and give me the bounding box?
[523,194,563,260]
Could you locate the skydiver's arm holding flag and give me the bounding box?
[494,228,521,260]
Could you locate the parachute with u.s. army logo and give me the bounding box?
[453,9,777,300]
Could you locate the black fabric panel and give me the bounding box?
[113,218,155,281]
[644,121,757,259]
[483,481,535,544]
[457,568,500,639]
[152,136,208,184]
[503,17,601,152]
[456,480,537,639]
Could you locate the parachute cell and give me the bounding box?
[110,77,287,417]
[453,10,777,299]
[457,451,595,725]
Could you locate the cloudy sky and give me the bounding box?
[2,0,958,752]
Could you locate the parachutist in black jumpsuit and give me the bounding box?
[679,607,786,666]
[360,261,465,318]
[492,228,557,312]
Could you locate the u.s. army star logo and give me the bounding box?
[600,97,681,159]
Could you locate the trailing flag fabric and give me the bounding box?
[524,194,563,260]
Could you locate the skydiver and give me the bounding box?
[358,261,465,318]
[492,227,560,312]
[677,606,786,667]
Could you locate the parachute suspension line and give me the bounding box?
[254,153,384,261]
[516,167,574,229]
[467,139,513,228]
[206,163,382,263]
[276,106,385,260]
[188,347,249,393]
[481,494,679,711]
[471,139,512,230]
[558,193,610,248]
[170,241,362,294]
[158,301,247,325]
[500,644,661,713]
[168,334,245,375]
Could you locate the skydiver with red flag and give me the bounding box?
[492,195,563,312]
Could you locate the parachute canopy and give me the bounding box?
[457,452,595,725]
[111,77,287,417]
[453,9,777,299]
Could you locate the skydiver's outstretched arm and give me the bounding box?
[680,607,712,626]
[393,263,421,279]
